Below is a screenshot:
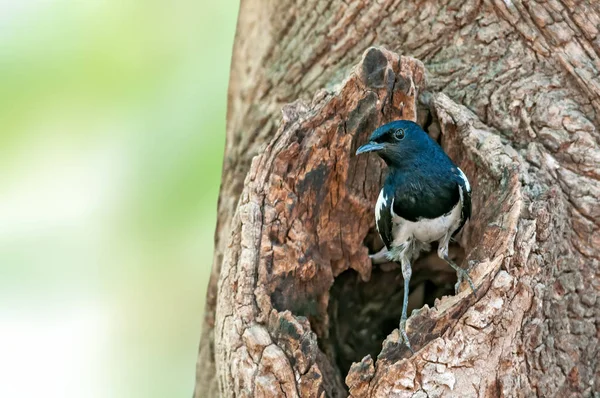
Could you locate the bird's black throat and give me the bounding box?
[382,164,461,222]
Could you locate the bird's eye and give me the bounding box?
[394,129,405,140]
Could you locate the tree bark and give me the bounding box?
[195,1,600,397]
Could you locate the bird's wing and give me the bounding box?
[454,167,472,235]
[375,189,394,249]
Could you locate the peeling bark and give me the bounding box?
[196,1,600,397]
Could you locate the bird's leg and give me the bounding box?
[369,246,390,264]
[437,241,476,295]
[399,257,414,353]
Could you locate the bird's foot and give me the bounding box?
[467,260,480,271]
[454,268,477,296]
[369,247,390,265]
[398,319,414,354]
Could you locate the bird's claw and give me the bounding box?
[399,319,414,354]
[454,268,477,295]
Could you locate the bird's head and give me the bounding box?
[355,120,432,166]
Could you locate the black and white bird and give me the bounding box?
[356,120,476,352]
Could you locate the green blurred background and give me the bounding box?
[0,1,239,396]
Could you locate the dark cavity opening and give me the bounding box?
[325,239,464,378]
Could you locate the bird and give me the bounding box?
[355,120,476,352]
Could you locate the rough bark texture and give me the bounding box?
[196,1,600,397]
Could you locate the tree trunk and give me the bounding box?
[195,1,600,397]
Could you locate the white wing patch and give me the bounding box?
[375,189,387,223]
[457,167,471,192]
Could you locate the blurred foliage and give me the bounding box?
[0,1,239,396]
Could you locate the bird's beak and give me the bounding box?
[356,142,384,155]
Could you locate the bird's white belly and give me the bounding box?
[392,200,462,245]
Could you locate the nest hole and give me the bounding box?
[325,239,465,379]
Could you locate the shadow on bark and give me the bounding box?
[327,244,461,379]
